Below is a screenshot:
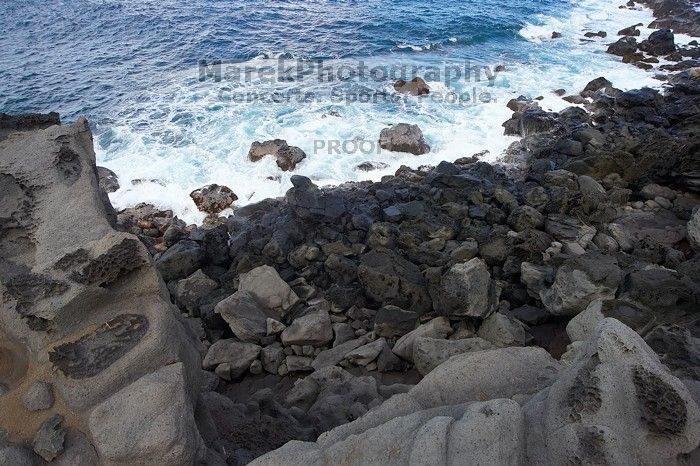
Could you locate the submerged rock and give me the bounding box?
[248,139,307,171]
[393,77,430,96]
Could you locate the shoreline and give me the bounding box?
[1,0,700,464]
[95,0,696,225]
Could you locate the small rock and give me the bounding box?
[23,381,54,412]
[33,415,65,462]
[393,317,453,361]
[285,355,314,372]
[266,318,286,335]
[238,265,300,318]
[477,312,533,348]
[281,309,334,347]
[345,338,387,366]
[413,337,495,376]
[373,305,418,338]
[393,77,430,96]
[189,184,237,215]
[378,123,430,155]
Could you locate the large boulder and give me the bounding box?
[0,118,207,464]
[378,123,430,155]
[607,36,638,56]
[432,258,499,317]
[392,317,453,361]
[248,139,307,171]
[250,319,700,466]
[281,309,334,347]
[203,340,261,380]
[523,319,700,464]
[540,253,622,316]
[358,249,432,314]
[89,363,205,464]
[413,337,495,376]
[215,290,272,343]
[238,265,300,319]
[155,239,205,282]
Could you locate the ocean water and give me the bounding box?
[0,0,690,223]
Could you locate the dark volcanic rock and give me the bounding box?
[639,28,676,56]
[393,77,430,96]
[248,139,307,171]
[379,123,430,155]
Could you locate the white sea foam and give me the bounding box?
[97,0,683,224]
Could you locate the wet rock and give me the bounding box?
[23,381,54,412]
[393,77,430,96]
[639,28,675,56]
[413,337,495,376]
[248,139,307,171]
[607,36,638,56]
[618,24,641,36]
[97,166,119,193]
[379,123,430,155]
[286,175,347,221]
[189,184,237,215]
[356,161,389,172]
[541,253,622,316]
[33,415,65,462]
[433,258,499,318]
[281,309,333,347]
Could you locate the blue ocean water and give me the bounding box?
[0,0,667,221]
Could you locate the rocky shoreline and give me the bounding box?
[2,1,700,464]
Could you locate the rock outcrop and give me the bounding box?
[250,319,700,465]
[0,117,214,464]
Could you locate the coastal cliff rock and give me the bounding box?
[250,319,700,465]
[0,117,215,464]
